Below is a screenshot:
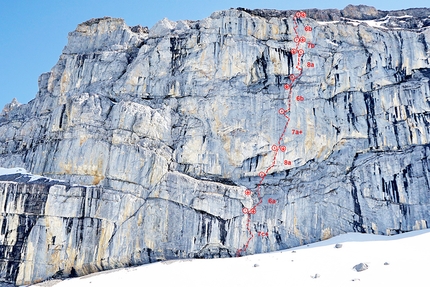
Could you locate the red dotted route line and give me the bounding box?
[236,11,314,257]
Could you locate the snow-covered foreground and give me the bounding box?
[32,229,430,287]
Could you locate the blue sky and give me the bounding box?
[1,0,429,110]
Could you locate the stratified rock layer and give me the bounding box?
[1,5,430,285]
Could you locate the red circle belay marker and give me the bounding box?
[237,11,311,257]
[268,198,276,204]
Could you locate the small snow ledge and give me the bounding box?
[0,167,59,183]
[0,167,28,176]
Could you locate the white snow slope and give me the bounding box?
[29,229,430,287]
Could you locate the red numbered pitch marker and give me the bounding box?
[284,84,291,90]
[300,11,307,18]
[300,36,306,43]
[280,146,286,152]
[250,208,257,214]
[245,189,251,196]
[291,48,297,54]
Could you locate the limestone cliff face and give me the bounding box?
[1,5,430,285]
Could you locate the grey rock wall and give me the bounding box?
[1,5,430,285]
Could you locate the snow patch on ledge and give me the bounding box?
[317,21,340,25]
[325,39,339,46]
[317,15,415,30]
[0,167,57,183]
[0,167,27,175]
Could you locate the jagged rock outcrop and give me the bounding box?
[1,5,430,286]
